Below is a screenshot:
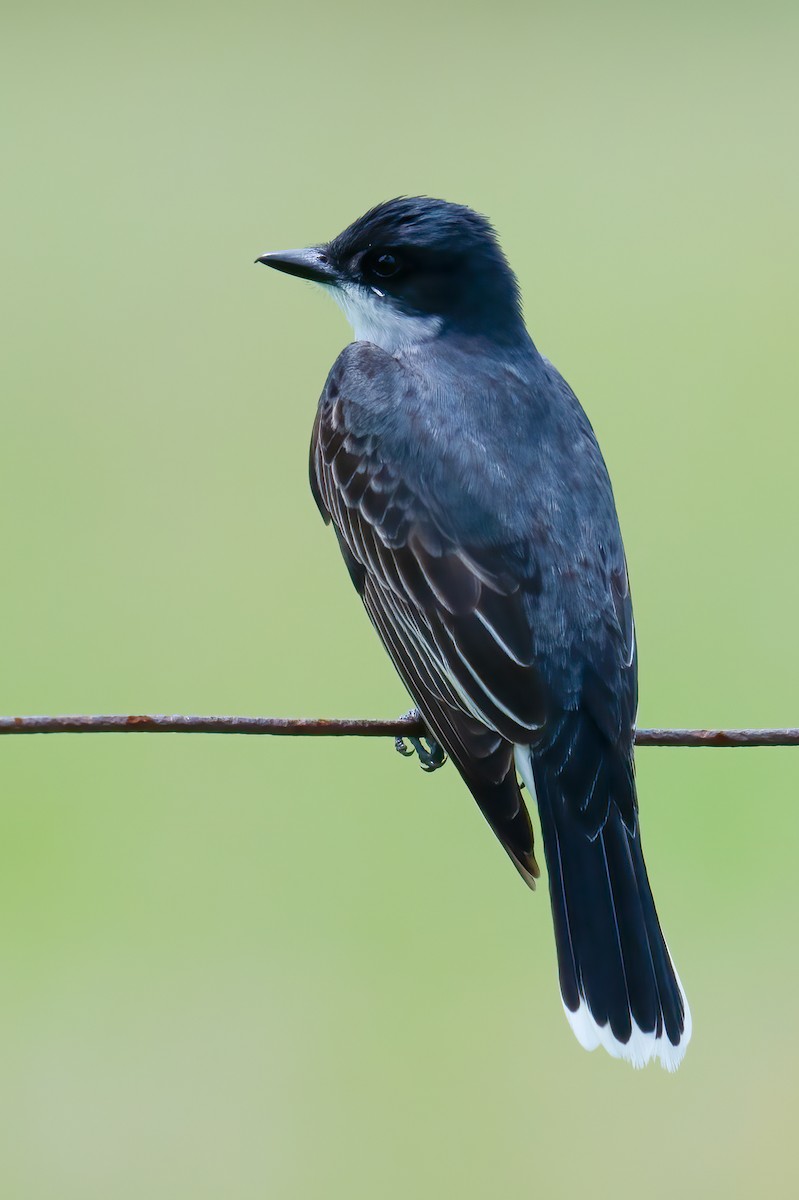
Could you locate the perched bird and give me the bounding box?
[257,197,691,1070]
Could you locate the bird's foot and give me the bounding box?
[394,709,447,772]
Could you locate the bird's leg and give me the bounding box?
[394,709,447,772]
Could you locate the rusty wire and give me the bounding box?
[0,714,798,746]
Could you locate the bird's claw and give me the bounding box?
[394,710,447,772]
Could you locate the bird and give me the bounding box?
[256,196,691,1070]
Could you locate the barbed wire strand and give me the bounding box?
[0,714,798,746]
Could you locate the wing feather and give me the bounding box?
[311,373,548,757]
[362,580,511,782]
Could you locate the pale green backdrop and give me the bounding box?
[2,1,798,1197]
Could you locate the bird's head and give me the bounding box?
[257,197,526,353]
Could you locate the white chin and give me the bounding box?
[321,282,441,354]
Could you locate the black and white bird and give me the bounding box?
[257,197,691,1070]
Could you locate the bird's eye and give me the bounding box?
[363,250,401,279]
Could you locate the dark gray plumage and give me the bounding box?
[257,196,691,1069]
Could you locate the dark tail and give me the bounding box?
[515,723,691,1070]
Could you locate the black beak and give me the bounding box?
[255,246,338,284]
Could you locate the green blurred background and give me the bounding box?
[2,1,798,1196]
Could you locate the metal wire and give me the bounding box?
[1,714,798,746]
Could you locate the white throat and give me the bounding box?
[323,282,441,354]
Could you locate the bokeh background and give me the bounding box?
[2,1,798,1196]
